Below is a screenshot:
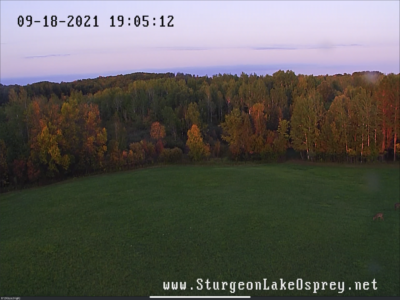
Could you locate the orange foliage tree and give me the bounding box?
[150,122,166,155]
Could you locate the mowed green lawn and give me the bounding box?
[1,163,399,296]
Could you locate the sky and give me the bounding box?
[0,1,399,86]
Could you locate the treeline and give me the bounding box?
[0,70,399,188]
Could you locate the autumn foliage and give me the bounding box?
[186,124,210,161]
[0,70,399,189]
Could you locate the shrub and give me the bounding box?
[128,142,145,166]
[140,140,156,163]
[160,147,183,163]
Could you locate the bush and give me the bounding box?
[128,142,145,166]
[260,145,278,162]
[140,140,156,163]
[160,147,183,163]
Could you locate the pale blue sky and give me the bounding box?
[1,1,399,85]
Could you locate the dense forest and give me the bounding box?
[0,70,399,189]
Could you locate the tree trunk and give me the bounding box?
[382,125,386,154]
[394,132,397,162]
[394,103,398,162]
[361,131,364,163]
[305,134,309,160]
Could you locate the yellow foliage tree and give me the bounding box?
[186,124,210,161]
[36,125,70,176]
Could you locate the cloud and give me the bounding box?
[154,46,217,51]
[250,43,363,51]
[309,43,364,50]
[251,46,298,50]
[25,54,70,59]
[129,44,364,52]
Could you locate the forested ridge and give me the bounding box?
[0,70,399,189]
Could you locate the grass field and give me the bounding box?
[1,163,399,296]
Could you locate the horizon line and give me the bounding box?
[0,68,397,87]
